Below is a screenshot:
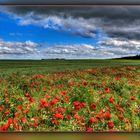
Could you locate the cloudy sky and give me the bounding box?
[0,6,140,59]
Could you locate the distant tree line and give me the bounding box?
[41,58,66,60]
[117,54,140,60]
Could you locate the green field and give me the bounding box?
[0,59,139,131]
[0,59,140,76]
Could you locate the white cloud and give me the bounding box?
[97,38,140,58]
[100,38,140,50]
[8,10,140,40]
[42,38,140,59]
[42,44,114,59]
[0,38,139,59]
[45,44,96,54]
[2,6,140,40]
[0,39,38,54]
[12,12,98,38]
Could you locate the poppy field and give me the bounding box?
[0,60,139,132]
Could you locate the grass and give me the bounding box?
[0,59,139,131]
[0,59,140,76]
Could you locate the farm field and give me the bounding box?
[0,59,139,131]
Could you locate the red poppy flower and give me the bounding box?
[118,115,124,120]
[13,123,17,129]
[130,97,137,101]
[40,99,49,107]
[57,108,63,113]
[18,125,22,131]
[104,111,112,120]
[74,114,81,120]
[77,84,80,87]
[117,107,125,113]
[5,118,14,129]
[13,119,18,125]
[17,105,22,111]
[55,112,64,120]
[64,96,69,102]
[28,97,34,103]
[45,94,50,99]
[90,117,97,123]
[7,118,13,126]
[75,105,81,111]
[82,82,88,86]
[55,95,59,100]
[91,103,96,109]
[77,121,83,125]
[50,108,55,112]
[5,97,9,102]
[23,109,29,115]
[109,96,115,103]
[80,116,85,121]
[34,122,39,127]
[15,112,20,118]
[80,103,86,108]
[67,115,72,120]
[60,84,64,88]
[5,123,10,130]
[5,93,8,97]
[4,110,10,115]
[105,87,110,93]
[69,82,75,86]
[43,86,47,92]
[108,122,115,129]
[125,120,129,124]
[53,119,58,125]
[21,117,27,124]
[50,99,58,106]
[86,127,94,132]
[96,113,102,120]
[73,101,80,106]
[4,89,8,93]
[134,109,139,113]
[60,91,66,96]
[25,93,30,97]
[73,101,82,110]
[0,107,4,112]
[28,123,32,127]
[0,125,6,131]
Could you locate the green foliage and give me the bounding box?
[0,60,139,131]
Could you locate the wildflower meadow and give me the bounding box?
[0,60,139,132]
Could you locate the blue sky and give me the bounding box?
[0,9,102,59]
[0,6,140,59]
[0,12,98,45]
